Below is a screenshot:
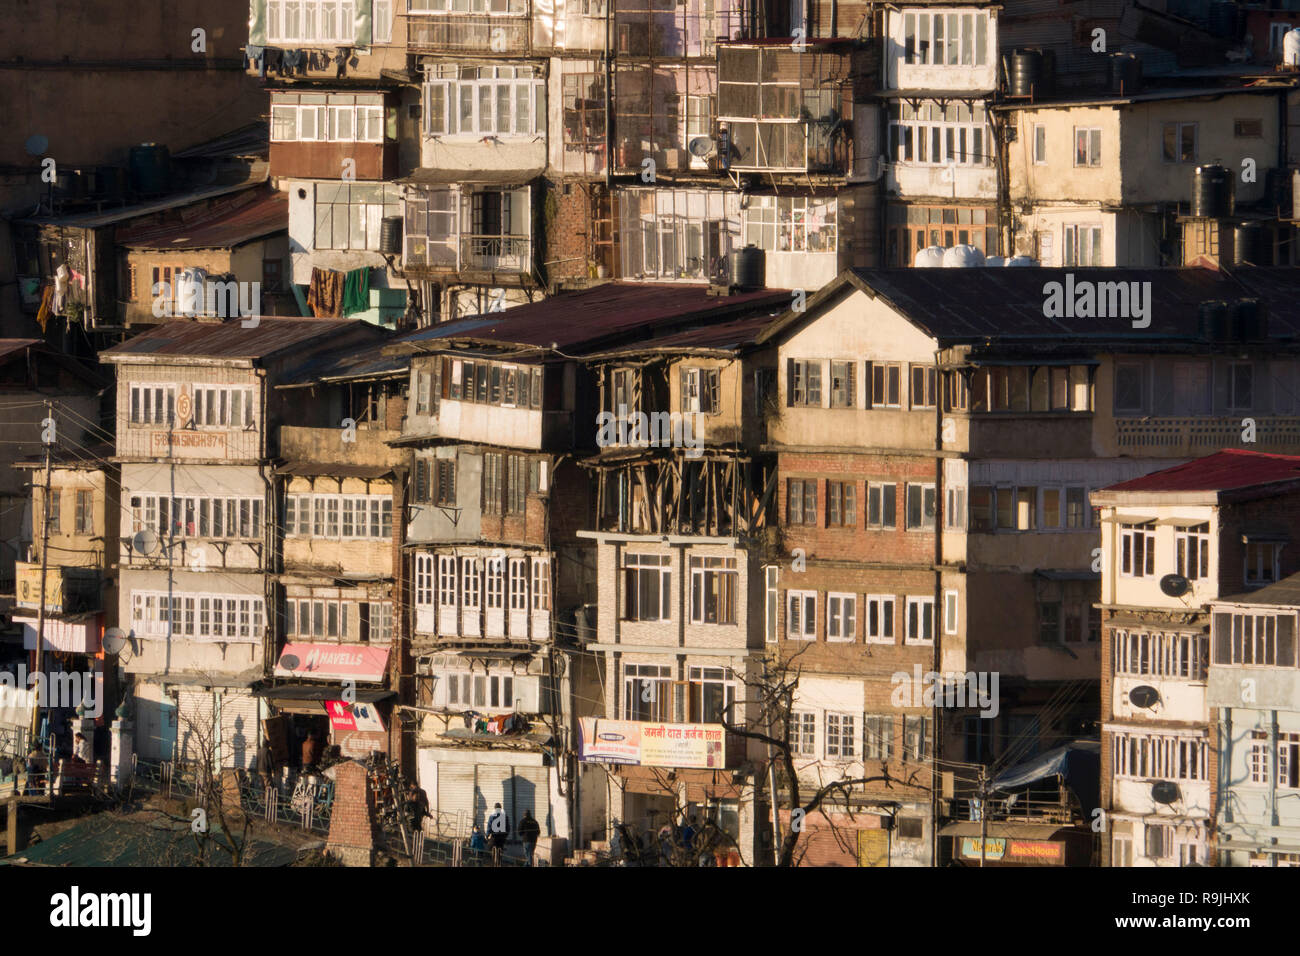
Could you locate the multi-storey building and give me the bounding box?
[1093,450,1300,867]
[577,310,780,864]
[755,264,1300,865]
[1208,571,1300,867]
[100,317,386,769]
[257,337,407,769]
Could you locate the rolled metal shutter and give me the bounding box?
[177,689,214,765]
[437,763,476,836]
[512,765,551,836]
[219,692,260,770]
[477,765,514,837]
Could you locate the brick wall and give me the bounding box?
[543,179,600,284]
[325,759,376,867]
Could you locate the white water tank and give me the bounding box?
[984,255,1006,267]
[1285,28,1300,67]
[914,245,946,267]
[1004,255,1038,267]
[943,244,985,267]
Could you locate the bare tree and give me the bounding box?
[723,651,931,867]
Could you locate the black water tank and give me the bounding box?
[1231,298,1267,341]
[1107,53,1143,95]
[379,216,403,256]
[1192,164,1232,218]
[128,144,171,196]
[1208,0,1239,39]
[730,245,765,290]
[1233,222,1271,266]
[1009,49,1044,97]
[1198,300,1231,341]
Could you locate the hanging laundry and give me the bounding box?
[245,43,266,80]
[52,264,69,315]
[35,285,52,333]
[342,266,370,316]
[306,266,345,317]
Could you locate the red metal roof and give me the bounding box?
[115,192,287,251]
[100,317,363,361]
[1103,450,1300,493]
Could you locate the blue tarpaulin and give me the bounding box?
[991,739,1100,809]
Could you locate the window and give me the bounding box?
[944,590,959,635]
[270,92,384,143]
[904,715,929,761]
[946,487,965,530]
[1120,523,1156,577]
[436,554,457,610]
[507,455,526,514]
[483,453,503,515]
[1114,363,1145,413]
[1074,127,1101,167]
[867,482,897,529]
[864,715,893,760]
[1066,487,1089,529]
[1063,225,1102,266]
[690,556,737,625]
[906,596,935,644]
[905,483,936,530]
[830,362,856,408]
[826,713,856,758]
[1244,541,1284,587]
[130,589,263,642]
[970,485,993,531]
[870,363,902,407]
[128,385,176,425]
[192,386,256,430]
[415,553,434,608]
[531,558,551,611]
[827,594,856,641]
[1229,362,1254,411]
[267,0,357,44]
[827,482,856,528]
[681,367,720,415]
[45,490,60,534]
[902,10,988,66]
[623,664,672,722]
[74,490,92,534]
[372,0,392,41]
[786,590,816,640]
[765,566,779,643]
[789,360,823,407]
[1161,122,1198,164]
[436,459,456,506]
[787,479,818,526]
[686,666,734,723]
[791,711,816,756]
[620,187,739,281]
[461,557,481,613]
[910,365,937,409]
[1235,118,1263,138]
[1117,630,1209,678]
[1175,524,1209,580]
[508,558,529,612]
[887,100,992,167]
[315,182,402,252]
[485,559,504,610]
[1213,612,1296,667]
[866,595,895,643]
[1032,123,1047,164]
[1112,733,1209,782]
[130,494,266,540]
[423,65,545,137]
[623,554,670,621]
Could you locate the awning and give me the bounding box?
[273,643,390,682]
[140,669,262,689]
[941,821,1075,840]
[253,684,395,703]
[15,615,100,655]
[399,167,544,187]
[276,460,394,479]
[991,739,1100,810]
[1034,569,1100,582]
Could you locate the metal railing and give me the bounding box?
[461,234,531,272]
[1116,416,1300,451]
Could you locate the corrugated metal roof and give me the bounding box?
[0,339,43,362]
[277,335,405,386]
[761,267,1300,345]
[995,84,1286,111]
[1102,450,1300,493]
[399,167,545,186]
[115,192,287,250]
[585,313,776,358]
[1218,571,1300,607]
[17,181,267,229]
[277,461,395,479]
[100,317,360,362]
[390,282,790,355]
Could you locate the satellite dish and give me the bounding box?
[132,529,159,556]
[1129,685,1160,709]
[687,136,715,158]
[1151,780,1180,805]
[102,628,128,655]
[279,654,301,671]
[1160,573,1190,598]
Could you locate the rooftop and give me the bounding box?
[1101,450,1300,494]
[388,283,790,357]
[100,317,363,364]
[1217,570,1300,607]
[115,191,287,251]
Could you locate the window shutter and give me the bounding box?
[708,369,720,414]
[865,361,874,407]
[441,358,451,399]
[786,358,795,405]
[680,367,689,412]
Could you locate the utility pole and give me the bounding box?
[978,764,989,868]
[29,400,54,746]
[762,659,781,866]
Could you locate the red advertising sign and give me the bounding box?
[274,643,390,682]
[1006,840,1065,864]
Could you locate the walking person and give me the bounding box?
[405,781,431,836]
[518,809,541,865]
[468,823,488,866]
[486,802,509,864]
